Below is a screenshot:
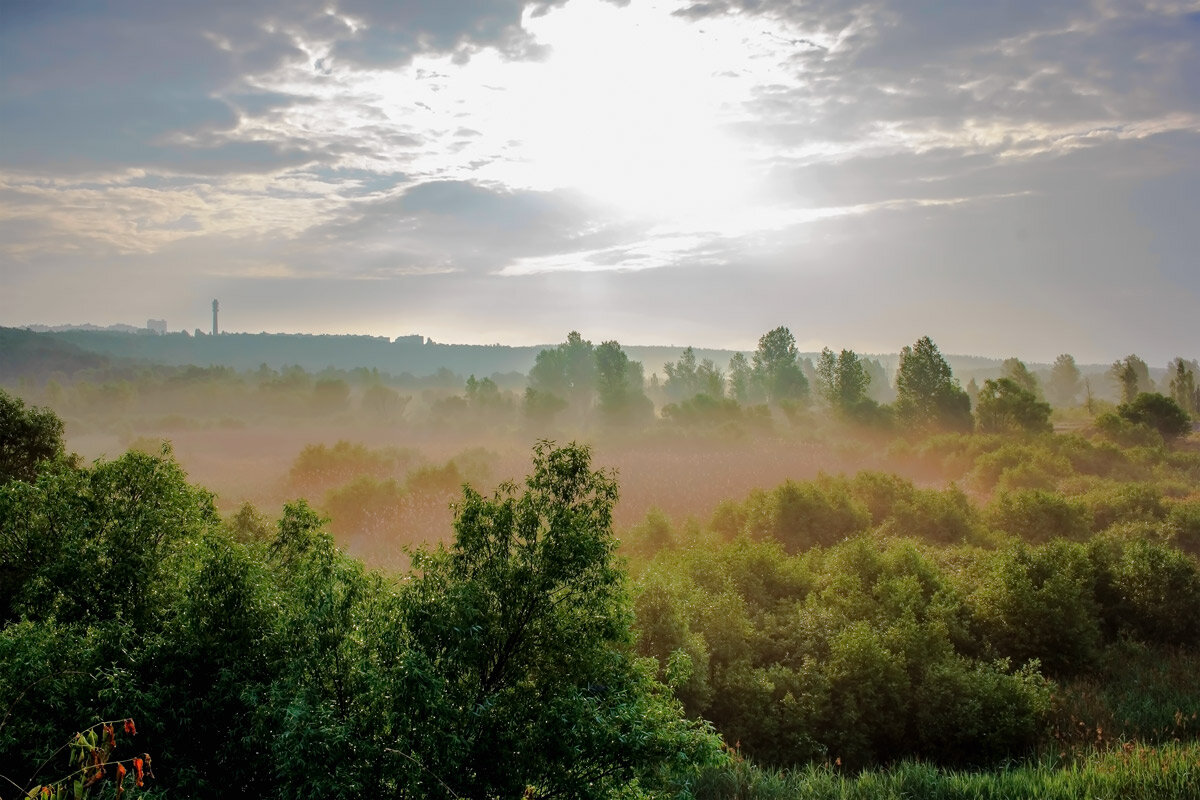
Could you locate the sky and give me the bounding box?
[1,0,1198,364]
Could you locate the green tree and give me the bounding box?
[1116,392,1191,441]
[695,357,725,399]
[594,340,653,427]
[360,383,409,423]
[1168,358,1199,414]
[529,331,596,412]
[727,352,757,404]
[403,442,721,798]
[1002,357,1040,396]
[752,327,808,405]
[1047,353,1082,407]
[663,346,699,401]
[1110,354,1151,404]
[0,389,65,484]
[523,387,568,427]
[814,347,872,417]
[311,378,350,414]
[975,377,1053,435]
[894,336,973,431]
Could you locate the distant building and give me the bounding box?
[146,319,167,335]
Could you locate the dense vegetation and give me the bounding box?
[0,399,718,798]
[1,327,1198,799]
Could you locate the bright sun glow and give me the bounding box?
[358,0,794,232]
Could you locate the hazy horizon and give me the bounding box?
[3,1,1198,365]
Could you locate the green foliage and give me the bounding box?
[987,489,1092,543]
[528,330,596,411]
[624,507,677,556]
[752,327,808,405]
[322,474,406,542]
[741,480,871,553]
[975,377,1052,435]
[637,537,1056,769]
[967,541,1102,675]
[661,394,771,437]
[1047,353,1083,407]
[402,441,721,797]
[1167,357,1199,414]
[287,440,420,494]
[1089,537,1200,645]
[523,386,568,426]
[594,340,654,427]
[675,742,1200,800]
[726,352,757,405]
[359,382,409,423]
[0,388,66,484]
[1110,355,1152,404]
[815,348,872,418]
[1076,482,1167,532]
[876,485,981,545]
[1117,393,1192,441]
[1002,357,1041,396]
[0,445,217,626]
[664,347,725,402]
[894,337,973,432]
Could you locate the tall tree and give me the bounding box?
[594,340,653,426]
[663,347,699,401]
[1002,357,1040,396]
[727,352,756,404]
[815,348,871,416]
[1047,354,1082,408]
[1110,354,1151,404]
[403,442,719,797]
[894,336,973,431]
[1168,358,1199,414]
[528,331,596,415]
[752,327,809,405]
[695,358,725,398]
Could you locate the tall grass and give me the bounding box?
[675,742,1200,800]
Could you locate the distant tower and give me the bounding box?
[212,299,219,336]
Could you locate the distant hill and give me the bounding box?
[3,326,1114,389]
[0,327,110,383]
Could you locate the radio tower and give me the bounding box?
[212,299,219,336]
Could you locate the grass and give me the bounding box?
[674,742,1200,799]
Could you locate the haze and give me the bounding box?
[2,0,1198,363]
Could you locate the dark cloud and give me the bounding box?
[276,179,631,276]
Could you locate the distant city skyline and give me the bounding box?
[2,1,1197,365]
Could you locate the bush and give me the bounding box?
[986,489,1092,543]
[742,480,871,553]
[968,541,1101,676]
[1118,393,1192,441]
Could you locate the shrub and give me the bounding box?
[986,489,1092,544]
[968,542,1101,676]
[742,480,871,553]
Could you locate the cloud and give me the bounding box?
[285,179,629,276]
